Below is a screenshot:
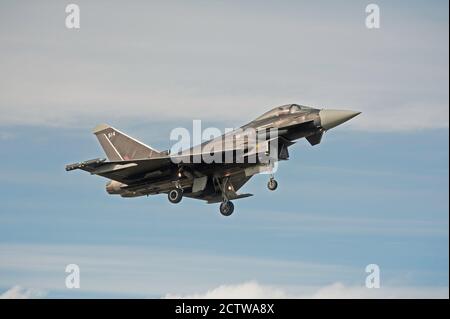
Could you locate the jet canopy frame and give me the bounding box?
[254,104,313,122]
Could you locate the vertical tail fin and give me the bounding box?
[92,124,162,161]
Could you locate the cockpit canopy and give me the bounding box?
[255,104,314,122]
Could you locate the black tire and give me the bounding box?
[168,188,183,204]
[219,201,234,216]
[267,179,278,191]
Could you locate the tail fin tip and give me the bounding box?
[91,124,161,161]
[92,123,111,134]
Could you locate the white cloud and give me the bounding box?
[0,286,46,299]
[164,281,449,299]
[165,281,288,299]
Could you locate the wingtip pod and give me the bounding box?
[65,158,106,171]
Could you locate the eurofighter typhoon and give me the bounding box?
[66,104,360,216]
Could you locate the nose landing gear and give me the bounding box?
[267,178,278,191]
[267,172,278,191]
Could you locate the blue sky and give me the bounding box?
[0,0,448,298]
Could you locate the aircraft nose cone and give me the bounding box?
[319,109,361,130]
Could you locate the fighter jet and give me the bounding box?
[66,104,360,216]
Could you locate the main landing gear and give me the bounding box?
[168,169,184,204]
[168,188,183,204]
[219,200,234,216]
[215,176,235,217]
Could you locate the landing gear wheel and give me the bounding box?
[267,179,278,191]
[168,188,183,204]
[219,201,234,216]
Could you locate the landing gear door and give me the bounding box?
[192,176,207,193]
